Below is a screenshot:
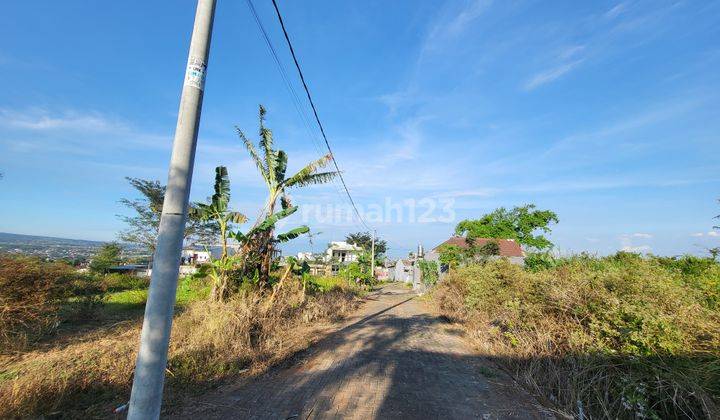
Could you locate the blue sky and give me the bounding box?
[1,0,719,258]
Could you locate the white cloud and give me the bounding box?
[691,232,704,237]
[621,245,651,253]
[540,96,702,158]
[421,0,493,56]
[0,108,127,132]
[558,45,586,60]
[445,0,492,36]
[619,233,652,254]
[523,60,584,90]
[605,3,627,19]
[0,108,171,154]
[708,231,720,237]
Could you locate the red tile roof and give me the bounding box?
[432,236,524,257]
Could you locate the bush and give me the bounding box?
[418,260,439,285]
[523,252,558,271]
[101,273,149,292]
[0,255,109,353]
[0,255,74,351]
[433,255,720,419]
[0,277,359,417]
[338,262,372,285]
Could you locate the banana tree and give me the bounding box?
[191,166,247,260]
[233,205,310,284]
[237,105,337,281]
[191,166,247,300]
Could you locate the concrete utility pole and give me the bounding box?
[128,0,216,418]
[370,229,376,279]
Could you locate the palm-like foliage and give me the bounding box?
[191,166,248,300]
[191,166,247,260]
[237,106,337,216]
[233,205,309,245]
[236,105,338,281]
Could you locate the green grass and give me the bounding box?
[103,276,209,312]
[175,276,211,305]
[308,275,348,292]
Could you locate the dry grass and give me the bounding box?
[0,280,359,418]
[0,255,79,352]
[433,256,720,419]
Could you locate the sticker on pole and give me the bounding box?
[185,56,207,91]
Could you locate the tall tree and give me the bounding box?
[237,105,338,281]
[118,177,218,254]
[345,232,388,256]
[455,204,558,250]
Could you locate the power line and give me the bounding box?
[244,0,368,232]
[269,0,372,232]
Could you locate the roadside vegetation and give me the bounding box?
[0,256,359,417]
[0,105,366,417]
[434,204,720,419]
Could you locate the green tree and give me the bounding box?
[237,105,337,282]
[191,166,247,260]
[475,240,500,257]
[118,177,218,254]
[89,242,123,274]
[437,244,467,268]
[345,232,388,257]
[190,167,247,300]
[418,260,439,286]
[455,204,558,250]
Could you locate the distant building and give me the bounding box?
[181,249,211,265]
[425,236,525,265]
[107,264,150,277]
[297,251,314,261]
[392,259,413,283]
[375,267,390,281]
[324,241,363,263]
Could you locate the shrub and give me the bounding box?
[418,260,439,286]
[523,252,557,272]
[0,278,359,417]
[101,273,149,292]
[0,255,110,353]
[0,255,75,351]
[433,256,720,419]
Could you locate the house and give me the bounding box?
[375,267,390,281]
[181,249,211,265]
[392,259,414,283]
[425,236,525,265]
[324,241,363,263]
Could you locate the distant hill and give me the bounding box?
[0,232,104,247]
[0,232,150,261]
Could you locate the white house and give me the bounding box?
[297,252,314,261]
[181,249,211,265]
[324,241,363,263]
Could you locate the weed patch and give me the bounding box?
[433,255,720,419]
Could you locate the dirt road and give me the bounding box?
[175,284,551,419]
